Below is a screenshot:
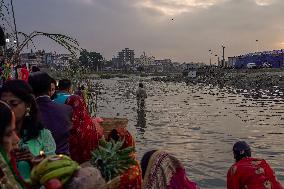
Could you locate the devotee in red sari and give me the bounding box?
[108,127,142,189]
[141,150,199,189]
[227,141,284,189]
[66,95,103,164]
[20,65,29,82]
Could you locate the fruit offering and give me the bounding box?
[91,139,136,181]
[30,154,80,186]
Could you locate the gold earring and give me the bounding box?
[25,107,31,117]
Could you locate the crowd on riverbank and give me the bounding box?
[0,69,284,188]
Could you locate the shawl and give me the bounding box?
[0,147,25,189]
[142,151,198,189]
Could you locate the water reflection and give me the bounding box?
[135,108,147,135]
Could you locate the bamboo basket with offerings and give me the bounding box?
[100,117,128,137]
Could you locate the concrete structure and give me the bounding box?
[19,50,72,67]
[230,49,284,68]
[117,48,135,68]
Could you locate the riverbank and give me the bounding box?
[153,68,284,98]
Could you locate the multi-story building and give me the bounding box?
[117,48,135,68]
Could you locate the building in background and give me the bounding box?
[229,49,284,68]
[117,48,135,69]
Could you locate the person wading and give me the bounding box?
[136,83,147,110]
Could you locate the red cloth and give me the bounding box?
[66,95,103,164]
[227,157,284,189]
[20,68,29,82]
[169,167,199,189]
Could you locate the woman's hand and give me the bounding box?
[13,148,34,162]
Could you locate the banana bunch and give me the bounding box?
[91,138,137,181]
[30,154,80,186]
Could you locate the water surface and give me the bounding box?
[96,78,284,189]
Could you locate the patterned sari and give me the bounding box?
[227,157,284,189]
[142,150,199,189]
[0,147,26,189]
[107,127,142,189]
[66,95,103,164]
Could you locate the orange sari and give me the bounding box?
[107,127,142,189]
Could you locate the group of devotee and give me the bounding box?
[0,69,283,188]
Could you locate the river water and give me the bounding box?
[95,77,284,189]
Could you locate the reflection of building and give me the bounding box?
[229,49,284,68]
[117,48,135,68]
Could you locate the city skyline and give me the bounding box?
[7,0,284,64]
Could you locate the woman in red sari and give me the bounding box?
[227,141,284,189]
[66,95,103,164]
[141,150,199,189]
[108,127,142,189]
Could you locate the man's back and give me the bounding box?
[136,87,147,100]
[36,96,72,155]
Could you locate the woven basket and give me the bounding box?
[98,176,120,189]
[101,117,128,137]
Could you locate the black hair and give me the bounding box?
[233,141,251,162]
[50,77,58,100]
[31,66,40,73]
[58,79,71,91]
[50,78,57,86]
[139,83,143,88]
[140,150,157,178]
[1,80,43,142]
[28,72,52,97]
[109,129,120,142]
[0,101,12,144]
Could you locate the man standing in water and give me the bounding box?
[136,83,147,110]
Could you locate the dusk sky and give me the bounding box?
[9,0,284,63]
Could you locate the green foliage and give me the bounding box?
[79,49,103,71]
[5,47,14,59]
[91,139,137,181]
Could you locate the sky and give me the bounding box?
[5,0,284,63]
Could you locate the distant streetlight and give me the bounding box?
[10,0,19,48]
[215,54,219,66]
[209,49,212,65]
[222,45,225,68]
[256,39,259,52]
[281,49,284,68]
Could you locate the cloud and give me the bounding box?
[254,0,275,6]
[135,0,226,16]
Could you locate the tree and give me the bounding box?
[79,49,89,68]
[1,2,79,64]
[79,49,103,71]
[89,51,103,71]
[5,47,14,59]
